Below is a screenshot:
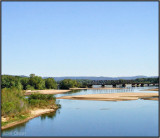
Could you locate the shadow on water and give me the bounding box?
[40,109,61,120]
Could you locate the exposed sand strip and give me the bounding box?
[141,97,158,100]
[141,88,159,91]
[1,109,56,130]
[25,88,126,95]
[57,92,159,101]
[25,89,71,95]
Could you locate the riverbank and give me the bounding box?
[57,92,159,101]
[1,108,57,130]
[25,88,125,95]
[142,88,159,91]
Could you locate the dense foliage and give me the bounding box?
[45,78,57,89]
[58,79,92,89]
[1,74,57,90]
[76,79,92,88]
[2,76,23,90]
[1,87,28,117]
[28,93,56,108]
[133,78,158,83]
[1,87,57,117]
[1,75,59,126]
[59,79,81,89]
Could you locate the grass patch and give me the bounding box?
[1,114,29,127]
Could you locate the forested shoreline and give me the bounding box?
[1,74,92,90]
[2,74,159,90]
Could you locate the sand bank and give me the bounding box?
[25,89,71,95]
[1,108,56,130]
[142,88,159,91]
[57,92,159,101]
[25,88,125,95]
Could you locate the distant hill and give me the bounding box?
[44,76,158,81]
[3,74,158,81]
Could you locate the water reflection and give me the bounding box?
[40,109,60,120]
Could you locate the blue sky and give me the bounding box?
[2,2,158,77]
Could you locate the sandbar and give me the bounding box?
[141,88,159,91]
[25,89,71,95]
[57,92,159,101]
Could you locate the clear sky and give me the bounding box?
[2,2,158,77]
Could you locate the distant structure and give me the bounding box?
[87,80,159,88]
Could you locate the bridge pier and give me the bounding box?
[132,84,136,87]
[101,84,105,87]
[112,84,116,88]
[88,85,93,88]
[137,84,140,87]
[155,83,159,86]
[122,84,126,87]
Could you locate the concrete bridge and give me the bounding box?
[87,80,158,88]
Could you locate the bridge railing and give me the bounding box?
[87,80,156,86]
[89,80,135,85]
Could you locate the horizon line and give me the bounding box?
[2,74,159,78]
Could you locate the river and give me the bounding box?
[2,86,158,136]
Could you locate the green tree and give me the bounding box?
[1,75,21,89]
[59,79,81,89]
[45,78,57,89]
[29,75,45,90]
[20,77,29,90]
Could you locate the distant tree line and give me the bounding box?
[2,74,57,90]
[133,77,159,83]
[1,74,92,90]
[1,74,158,90]
[92,78,159,84]
[58,79,92,89]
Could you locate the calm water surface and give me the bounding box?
[2,86,158,136]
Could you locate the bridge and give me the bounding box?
[87,80,158,88]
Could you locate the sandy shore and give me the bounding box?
[57,92,159,101]
[25,89,71,95]
[25,88,125,95]
[142,88,159,91]
[1,109,56,130]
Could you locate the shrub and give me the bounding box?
[1,87,28,116]
[28,93,56,108]
[26,85,35,90]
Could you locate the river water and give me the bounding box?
[2,86,158,137]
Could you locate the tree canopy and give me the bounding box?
[59,79,81,89]
[1,74,57,90]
